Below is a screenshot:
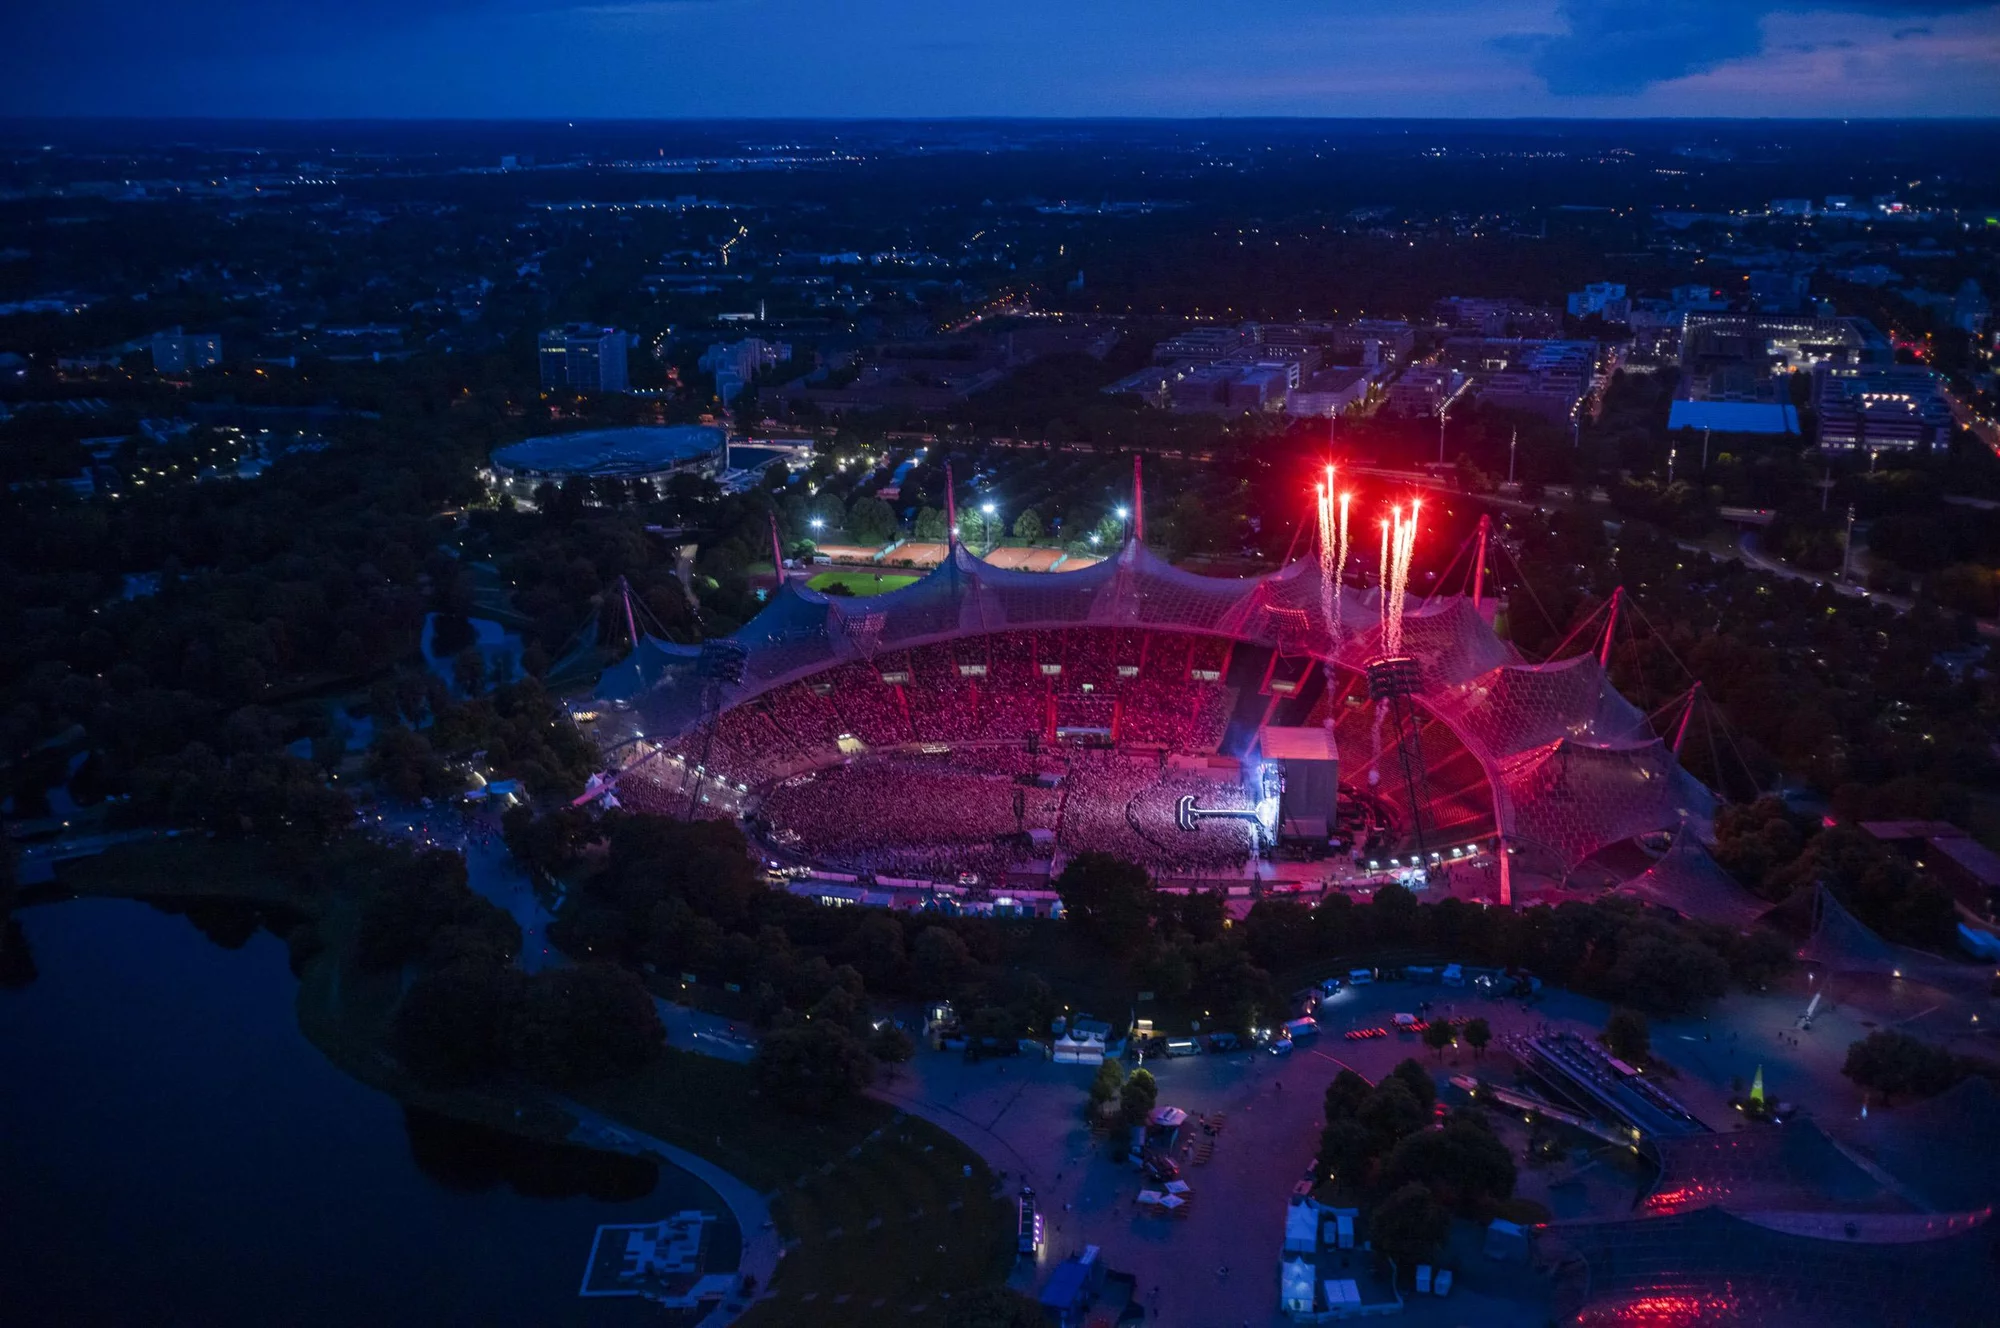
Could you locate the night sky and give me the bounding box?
[4,1,1998,118]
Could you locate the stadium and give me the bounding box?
[489,425,725,488]
[580,480,1721,908]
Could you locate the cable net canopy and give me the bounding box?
[1616,822,1769,927]
[1502,736,1716,868]
[1335,596,1519,690]
[593,540,1716,870]
[1545,1206,1995,1328]
[1800,883,1910,975]
[1446,653,1651,760]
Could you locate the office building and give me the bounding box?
[151,326,222,374]
[698,338,792,405]
[1386,366,1466,416]
[1813,365,1953,454]
[538,325,630,394]
[1285,367,1374,419]
[1153,324,1254,364]
[1434,297,1560,337]
[1567,283,1631,322]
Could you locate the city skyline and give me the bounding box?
[5,1,1999,120]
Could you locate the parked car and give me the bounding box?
[1142,1151,1181,1183]
[1164,1038,1201,1058]
[1204,1031,1242,1053]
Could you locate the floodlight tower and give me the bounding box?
[686,638,751,819]
[1366,654,1433,865]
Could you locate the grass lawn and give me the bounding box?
[807,570,920,597]
[55,837,299,905]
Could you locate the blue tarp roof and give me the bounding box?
[1039,1261,1091,1308]
[1667,400,1799,434]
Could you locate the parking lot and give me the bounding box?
[679,957,1986,1324]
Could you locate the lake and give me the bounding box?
[0,896,739,1327]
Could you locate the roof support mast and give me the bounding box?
[1132,454,1144,544]
[768,512,786,587]
[1599,586,1623,668]
[617,575,639,650]
[1672,682,1703,756]
[944,461,959,551]
[1471,514,1491,610]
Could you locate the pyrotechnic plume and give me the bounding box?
[1383,500,1421,655]
[1337,490,1350,634]
[1378,517,1391,642]
[1315,465,1343,645]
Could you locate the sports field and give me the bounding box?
[807,570,920,596]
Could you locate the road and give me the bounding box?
[559,1096,784,1327]
[1941,381,2000,454]
[1708,529,2000,640]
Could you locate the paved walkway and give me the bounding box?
[557,1096,783,1328]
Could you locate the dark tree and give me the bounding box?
[0,917,35,990]
[753,1021,876,1115]
[1462,1017,1492,1060]
[392,959,517,1087]
[942,1285,1042,1328]
[1324,1068,1373,1122]
[868,1023,915,1066]
[356,848,521,972]
[1602,1009,1651,1066]
[1842,1030,1969,1103]
[1088,1059,1127,1109]
[1370,1182,1451,1273]
[1120,1066,1159,1127]
[1358,1077,1428,1150]
[1388,1059,1437,1112]
[501,963,663,1087]
[1317,1118,1375,1189]
[911,926,973,997]
[1382,1116,1517,1210]
[1422,1020,1456,1060]
[1054,852,1156,951]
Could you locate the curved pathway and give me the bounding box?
[557,1096,782,1327]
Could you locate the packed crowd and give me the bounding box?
[749,744,1259,883]
[754,747,1064,881]
[652,627,1246,792]
[1055,752,1257,876]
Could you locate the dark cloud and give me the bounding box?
[1503,1,1996,96]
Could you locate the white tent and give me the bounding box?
[1148,1106,1189,1129]
[1281,1258,1316,1314]
[1284,1200,1319,1254]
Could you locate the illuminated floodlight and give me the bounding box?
[981,502,996,516]
[1115,506,1129,520]
[810,517,824,530]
